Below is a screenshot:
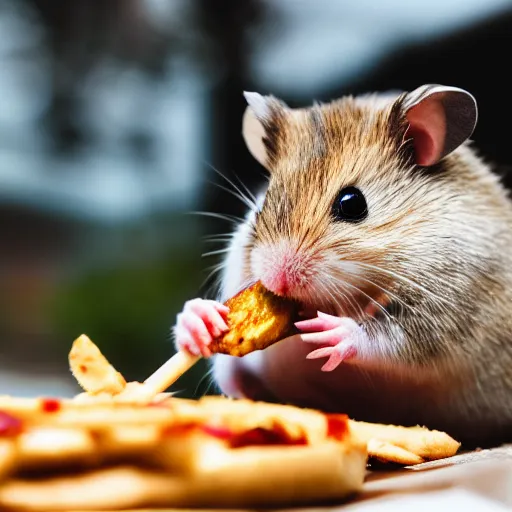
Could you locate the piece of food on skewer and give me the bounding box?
[69,335,126,396]
[210,280,299,357]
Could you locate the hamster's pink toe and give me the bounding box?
[307,343,358,371]
[295,311,344,332]
[186,299,229,338]
[298,315,365,370]
[174,298,230,358]
[174,327,201,356]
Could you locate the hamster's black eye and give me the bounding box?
[332,186,367,222]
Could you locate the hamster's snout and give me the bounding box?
[251,240,313,298]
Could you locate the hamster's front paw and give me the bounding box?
[174,299,229,357]
[295,312,366,371]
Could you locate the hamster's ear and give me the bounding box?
[242,92,288,169]
[402,85,477,166]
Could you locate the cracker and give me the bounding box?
[367,438,424,465]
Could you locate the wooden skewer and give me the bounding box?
[143,350,201,395]
[115,351,202,402]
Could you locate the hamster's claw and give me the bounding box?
[174,299,229,358]
[296,313,364,372]
[294,311,344,333]
[306,344,358,371]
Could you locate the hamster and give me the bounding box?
[174,84,512,447]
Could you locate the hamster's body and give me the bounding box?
[176,86,512,447]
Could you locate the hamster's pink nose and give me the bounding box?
[264,270,289,296]
[252,241,308,297]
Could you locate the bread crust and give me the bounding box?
[0,442,367,510]
[0,396,368,510]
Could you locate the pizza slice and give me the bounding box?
[0,394,367,511]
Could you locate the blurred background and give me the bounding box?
[0,0,511,398]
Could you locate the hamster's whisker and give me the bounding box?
[327,270,392,321]
[339,279,393,322]
[322,273,364,319]
[203,239,233,245]
[338,268,415,314]
[203,233,234,242]
[189,211,245,224]
[195,365,217,397]
[202,248,232,258]
[209,181,258,212]
[344,261,451,308]
[318,279,351,316]
[201,261,226,294]
[233,172,259,205]
[205,163,258,211]
[204,261,226,276]
[340,283,366,319]
[319,279,344,310]
[319,269,359,315]
[312,278,335,310]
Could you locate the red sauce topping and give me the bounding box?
[160,423,197,438]
[0,411,23,437]
[229,427,306,448]
[148,400,174,409]
[203,423,306,447]
[40,398,61,413]
[202,424,233,440]
[326,414,349,440]
[162,422,306,447]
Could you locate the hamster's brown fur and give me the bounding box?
[212,87,512,447]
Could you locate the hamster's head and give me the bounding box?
[239,85,479,318]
